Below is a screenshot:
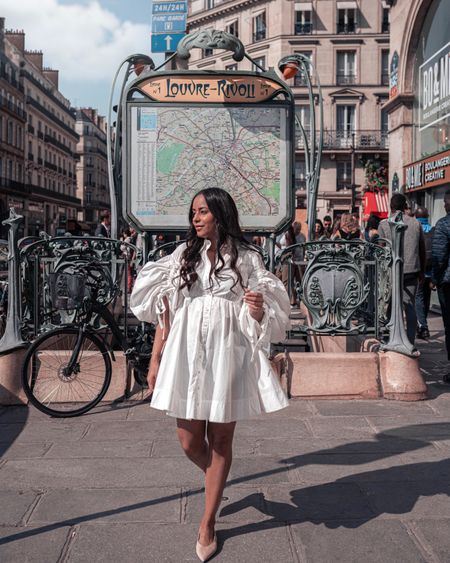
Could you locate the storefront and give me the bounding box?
[404,149,450,223]
[385,0,450,224]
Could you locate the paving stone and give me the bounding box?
[72,404,131,421]
[366,417,450,440]
[0,406,46,423]
[0,525,71,562]
[288,453,411,485]
[68,521,295,563]
[235,419,312,439]
[186,485,270,524]
[30,487,181,524]
[257,437,329,456]
[0,442,51,460]
[414,519,450,561]
[150,436,258,458]
[84,420,175,441]
[312,400,435,417]
[228,456,292,485]
[309,437,437,457]
[0,458,204,489]
[261,399,314,419]
[360,480,450,519]
[0,422,88,443]
[261,483,374,522]
[126,404,178,421]
[0,491,38,525]
[290,520,427,563]
[307,416,377,440]
[44,440,152,459]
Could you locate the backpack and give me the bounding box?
[424,228,434,271]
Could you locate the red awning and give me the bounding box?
[362,190,389,220]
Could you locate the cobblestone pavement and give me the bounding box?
[0,313,449,562]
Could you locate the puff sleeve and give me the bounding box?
[130,244,185,327]
[239,250,291,354]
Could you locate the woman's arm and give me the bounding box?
[147,296,170,391]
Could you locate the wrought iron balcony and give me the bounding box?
[0,177,25,191]
[337,23,356,34]
[296,130,389,150]
[295,22,312,35]
[336,181,353,192]
[336,73,356,85]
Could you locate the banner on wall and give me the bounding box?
[419,41,450,131]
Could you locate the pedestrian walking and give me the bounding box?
[323,215,333,238]
[378,193,426,345]
[431,190,450,383]
[415,207,434,339]
[95,211,111,237]
[364,214,381,243]
[332,213,361,240]
[130,187,290,561]
[314,219,325,239]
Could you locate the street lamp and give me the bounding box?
[278,54,323,241]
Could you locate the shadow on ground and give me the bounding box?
[1,422,449,547]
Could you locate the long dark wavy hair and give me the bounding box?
[179,188,253,291]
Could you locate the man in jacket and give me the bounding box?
[415,207,434,339]
[95,211,111,237]
[378,193,426,346]
[432,190,450,382]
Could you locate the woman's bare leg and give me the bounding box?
[176,418,209,472]
[198,421,236,545]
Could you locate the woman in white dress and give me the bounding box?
[130,188,290,561]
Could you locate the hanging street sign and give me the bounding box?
[152,1,187,14]
[151,13,187,33]
[151,33,185,53]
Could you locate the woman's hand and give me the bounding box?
[243,289,264,323]
[147,362,159,392]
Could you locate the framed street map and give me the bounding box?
[123,72,295,233]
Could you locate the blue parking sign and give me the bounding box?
[152,13,187,33]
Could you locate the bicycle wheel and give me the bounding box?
[22,327,112,417]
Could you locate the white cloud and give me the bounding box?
[0,0,151,81]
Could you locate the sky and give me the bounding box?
[0,0,163,116]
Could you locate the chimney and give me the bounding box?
[25,50,43,71]
[43,68,59,89]
[5,29,25,54]
[81,107,97,123]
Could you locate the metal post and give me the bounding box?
[381,211,417,357]
[278,54,324,242]
[0,209,26,353]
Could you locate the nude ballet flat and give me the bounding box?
[196,533,217,562]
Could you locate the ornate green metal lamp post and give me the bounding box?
[278,54,324,241]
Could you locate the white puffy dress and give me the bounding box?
[130,240,290,423]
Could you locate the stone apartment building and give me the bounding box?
[75,108,110,233]
[0,21,26,238]
[187,0,391,222]
[0,20,81,237]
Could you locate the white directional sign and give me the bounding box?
[151,33,185,53]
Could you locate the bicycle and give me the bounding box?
[21,260,154,417]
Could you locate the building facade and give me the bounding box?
[187,0,391,223]
[0,19,81,237]
[0,20,26,238]
[75,108,110,234]
[385,0,450,226]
